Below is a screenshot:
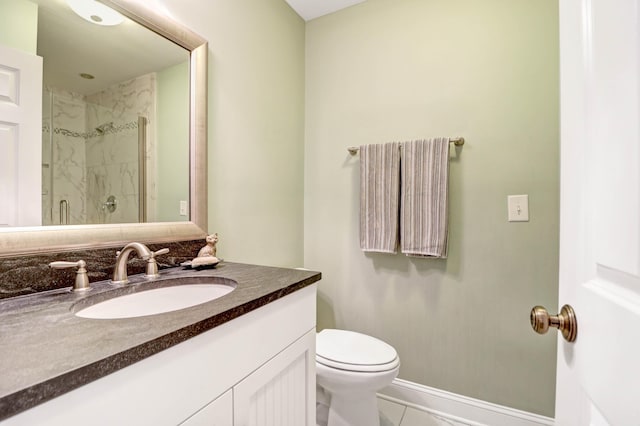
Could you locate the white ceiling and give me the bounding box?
[284,0,367,21]
[31,0,188,95]
[29,0,365,96]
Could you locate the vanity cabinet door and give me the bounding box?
[180,390,232,426]
[233,329,315,426]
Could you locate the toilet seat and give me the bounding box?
[316,329,399,373]
[316,353,399,372]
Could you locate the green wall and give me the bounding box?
[156,61,190,222]
[162,0,306,267]
[149,0,560,417]
[0,0,38,54]
[304,0,560,417]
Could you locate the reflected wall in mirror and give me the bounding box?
[2,0,190,227]
[0,0,208,256]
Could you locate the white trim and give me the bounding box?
[379,379,554,426]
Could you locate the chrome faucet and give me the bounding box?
[49,260,90,292]
[145,248,170,279]
[112,242,153,285]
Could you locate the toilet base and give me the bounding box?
[316,403,394,426]
[326,390,380,426]
[316,362,399,426]
[315,329,400,426]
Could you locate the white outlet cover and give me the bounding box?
[508,194,529,222]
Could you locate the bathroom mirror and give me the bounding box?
[37,0,190,227]
[0,0,208,256]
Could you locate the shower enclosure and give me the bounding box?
[41,88,148,225]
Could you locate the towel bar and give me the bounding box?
[347,138,464,155]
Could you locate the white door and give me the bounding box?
[0,45,42,227]
[553,0,640,424]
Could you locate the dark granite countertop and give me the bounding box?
[0,262,321,421]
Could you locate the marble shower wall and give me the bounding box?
[85,73,157,224]
[42,89,87,226]
[84,105,140,224]
[41,73,156,225]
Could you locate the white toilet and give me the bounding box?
[316,329,400,426]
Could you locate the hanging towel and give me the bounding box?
[400,138,450,258]
[360,142,401,253]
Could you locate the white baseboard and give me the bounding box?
[378,379,554,426]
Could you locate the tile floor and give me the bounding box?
[317,397,469,426]
[378,397,469,426]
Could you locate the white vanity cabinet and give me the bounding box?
[182,329,315,426]
[181,390,233,425]
[4,284,316,426]
[232,330,314,425]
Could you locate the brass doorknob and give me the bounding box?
[530,304,577,342]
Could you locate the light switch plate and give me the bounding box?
[179,200,188,216]
[508,195,529,222]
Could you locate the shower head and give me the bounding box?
[95,122,114,135]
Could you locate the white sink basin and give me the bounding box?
[75,284,235,319]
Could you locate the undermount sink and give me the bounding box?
[75,280,236,319]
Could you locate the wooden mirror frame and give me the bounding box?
[0,0,208,257]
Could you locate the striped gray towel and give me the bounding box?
[400,138,450,258]
[360,142,401,253]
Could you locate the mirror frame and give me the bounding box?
[0,0,208,257]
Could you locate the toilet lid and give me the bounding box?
[316,329,398,372]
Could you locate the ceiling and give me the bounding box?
[284,0,367,21]
[31,0,188,95]
[29,0,365,96]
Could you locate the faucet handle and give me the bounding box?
[145,248,170,279]
[49,260,90,292]
[153,248,170,257]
